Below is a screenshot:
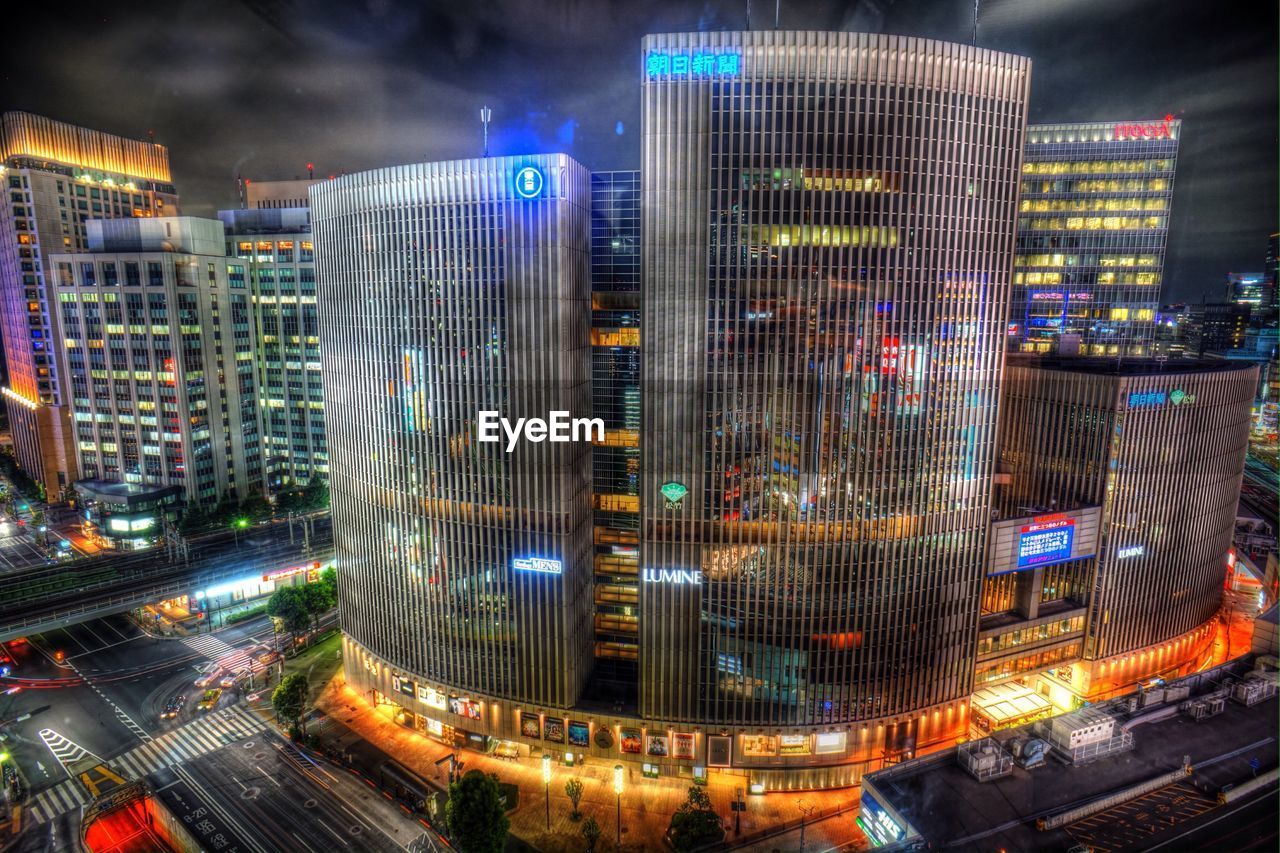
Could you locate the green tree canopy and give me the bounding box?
[445,770,510,853]
[267,585,311,634]
[669,785,724,852]
[301,475,329,511]
[271,672,308,731]
[580,815,601,853]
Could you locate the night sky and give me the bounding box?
[5,0,1275,302]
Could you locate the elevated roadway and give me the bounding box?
[0,515,332,642]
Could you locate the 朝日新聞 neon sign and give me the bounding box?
[645,51,741,79]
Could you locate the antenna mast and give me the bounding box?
[480,106,492,158]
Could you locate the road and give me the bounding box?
[2,609,422,853]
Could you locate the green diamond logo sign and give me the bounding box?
[661,482,688,507]
[1169,389,1186,405]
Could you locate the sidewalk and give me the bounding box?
[312,672,866,853]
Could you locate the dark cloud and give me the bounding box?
[4,0,1274,301]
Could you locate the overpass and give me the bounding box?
[0,515,333,642]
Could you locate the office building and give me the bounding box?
[1225,272,1270,314]
[219,207,326,491]
[0,111,178,498]
[1194,300,1251,355]
[1011,117,1180,357]
[315,155,596,718]
[49,217,262,515]
[993,356,1255,703]
[243,177,326,209]
[638,31,1029,784]
[587,170,642,697]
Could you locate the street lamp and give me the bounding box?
[613,763,624,848]
[542,753,552,832]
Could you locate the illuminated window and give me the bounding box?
[1110,308,1130,321]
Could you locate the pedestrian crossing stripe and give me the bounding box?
[182,635,254,672]
[37,729,102,778]
[24,706,269,825]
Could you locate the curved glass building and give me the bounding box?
[320,33,1033,788]
[314,155,595,712]
[640,31,1030,773]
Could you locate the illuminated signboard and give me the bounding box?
[661,481,688,509]
[1029,291,1065,300]
[644,51,741,79]
[512,556,562,575]
[1117,545,1145,559]
[1017,516,1076,569]
[418,684,447,710]
[858,792,906,846]
[514,166,543,199]
[1113,116,1174,140]
[1128,390,1167,408]
[641,568,702,585]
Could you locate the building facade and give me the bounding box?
[1011,118,1180,357]
[587,171,642,699]
[315,155,596,719]
[0,111,178,497]
[995,357,1256,701]
[49,217,261,509]
[219,208,326,491]
[638,31,1029,780]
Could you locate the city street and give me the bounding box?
[1,609,424,852]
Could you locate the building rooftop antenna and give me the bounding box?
[972,0,980,46]
[480,106,492,158]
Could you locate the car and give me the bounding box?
[221,667,252,689]
[161,694,186,719]
[197,688,222,711]
[194,669,223,689]
[219,672,238,689]
[256,650,280,666]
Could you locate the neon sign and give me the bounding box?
[512,556,562,575]
[1128,390,1167,408]
[641,568,702,585]
[1113,116,1174,140]
[1030,291,1064,300]
[645,51,741,79]
[514,166,543,199]
[1117,545,1145,559]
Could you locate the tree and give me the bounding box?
[209,492,238,527]
[301,579,335,634]
[239,494,272,522]
[179,504,209,533]
[301,475,329,511]
[271,672,309,735]
[267,585,311,636]
[445,770,509,853]
[668,785,724,853]
[565,777,584,820]
[580,815,601,853]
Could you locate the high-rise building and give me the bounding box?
[638,31,1029,782]
[587,171,641,699]
[1225,272,1270,314]
[1011,117,1180,357]
[1194,300,1251,354]
[219,208,326,491]
[316,155,596,714]
[1266,232,1279,316]
[0,111,178,498]
[48,217,261,509]
[994,356,1255,701]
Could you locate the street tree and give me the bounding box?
[668,785,724,852]
[445,770,509,853]
[301,475,329,511]
[267,585,311,637]
[580,815,601,853]
[564,777,584,820]
[271,672,309,736]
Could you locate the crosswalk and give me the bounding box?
[37,729,99,775]
[24,705,268,825]
[183,634,254,672]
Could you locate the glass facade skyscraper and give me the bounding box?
[1012,119,1181,356]
[315,155,596,713]
[639,31,1030,776]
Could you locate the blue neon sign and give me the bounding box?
[1128,390,1167,408]
[645,51,741,79]
[514,166,543,199]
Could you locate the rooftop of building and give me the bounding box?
[81,216,225,256]
[218,207,311,235]
[1,110,170,183]
[1006,353,1257,377]
[74,479,183,503]
[865,659,1278,852]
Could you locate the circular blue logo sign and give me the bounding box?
[514,166,544,199]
